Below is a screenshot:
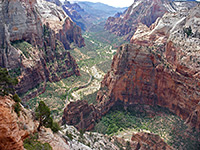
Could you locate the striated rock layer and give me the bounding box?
[104,0,196,40]
[63,5,200,132]
[113,132,174,150]
[0,96,36,150]
[96,44,200,128]
[62,100,100,131]
[0,0,84,99]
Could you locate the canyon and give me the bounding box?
[0,0,84,100]
[62,2,200,149]
[0,0,200,149]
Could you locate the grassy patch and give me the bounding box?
[23,133,52,150]
[94,105,200,149]
[81,90,98,104]
[96,60,112,73]
[27,70,90,119]
[11,40,32,58]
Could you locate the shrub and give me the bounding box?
[183,26,193,37]
[24,134,52,150]
[13,93,21,103]
[35,101,52,131]
[51,122,60,133]
[66,131,73,140]
[35,101,60,133]
[0,67,18,96]
[13,102,21,117]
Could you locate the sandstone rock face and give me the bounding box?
[0,0,84,99]
[38,128,70,150]
[112,132,174,150]
[97,43,199,123]
[45,0,62,6]
[0,96,36,150]
[131,132,174,150]
[62,100,100,131]
[37,0,85,49]
[62,4,200,133]
[62,1,87,31]
[104,0,196,40]
[97,5,200,131]
[56,17,85,49]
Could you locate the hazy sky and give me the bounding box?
[67,0,134,7]
[63,0,200,8]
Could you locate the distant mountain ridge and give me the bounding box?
[47,0,127,30]
[70,1,127,29]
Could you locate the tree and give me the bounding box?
[183,26,193,38]
[0,67,18,96]
[35,101,53,131]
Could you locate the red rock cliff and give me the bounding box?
[98,5,200,131]
[0,96,36,150]
[0,0,84,99]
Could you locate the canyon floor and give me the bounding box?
[25,24,125,120]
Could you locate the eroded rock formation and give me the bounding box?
[63,5,200,132]
[0,96,36,150]
[104,0,196,40]
[112,132,174,150]
[0,0,84,99]
[62,100,100,131]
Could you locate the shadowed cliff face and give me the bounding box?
[96,44,200,128]
[63,5,200,132]
[0,0,84,99]
[113,132,174,150]
[97,4,200,131]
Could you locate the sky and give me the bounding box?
[62,0,200,8]
[66,0,134,8]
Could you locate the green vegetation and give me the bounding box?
[24,133,52,150]
[35,101,53,131]
[183,26,193,37]
[51,121,61,133]
[96,60,112,73]
[13,93,21,103]
[27,70,90,119]
[0,67,18,96]
[13,102,21,117]
[35,101,60,133]
[11,40,32,58]
[66,130,73,140]
[70,24,125,70]
[8,67,21,78]
[0,67,22,116]
[94,105,200,150]
[81,90,98,104]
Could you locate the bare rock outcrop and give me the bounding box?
[112,132,174,150]
[104,0,196,40]
[131,132,174,150]
[0,96,36,150]
[38,128,70,150]
[62,100,100,131]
